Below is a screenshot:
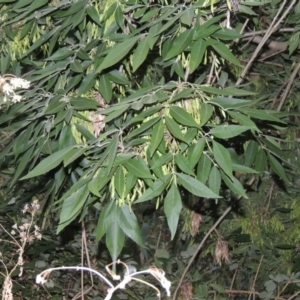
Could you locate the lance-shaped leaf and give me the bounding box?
[211,41,241,66]
[190,39,206,73]
[208,166,221,195]
[124,157,153,179]
[132,36,150,72]
[164,183,182,240]
[254,148,267,173]
[210,125,250,139]
[135,174,172,203]
[96,201,118,241]
[164,29,194,60]
[57,185,89,233]
[175,154,195,176]
[170,106,199,128]
[188,138,206,169]
[118,205,143,246]
[96,36,139,73]
[177,173,221,198]
[267,153,289,182]
[99,74,112,103]
[213,141,233,179]
[244,140,259,167]
[221,171,248,199]
[165,116,186,142]
[200,103,214,126]
[150,118,164,157]
[114,166,125,198]
[21,147,73,179]
[197,154,212,183]
[106,222,125,262]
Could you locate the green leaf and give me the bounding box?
[188,138,206,168]
[210,283,226,293]
[77,72,96,95]
[140,8,160,23]
[254,148,267,173]
[170,106,199,128]
[202,86,255,97]
[212,141,233,178]
[267,153,289,182]
[221,171,248,198]
[177,173,220,198]
[210,125,250,139]
[44,101,66,115]
[107,70,130,85]
[114,166,125,198]
[200,103,214,126]
[11,145,35,186]
[243,108,285,123]
[212,28,244,40]
[96,36,139,73]
[194,25,220,39]
[147,22,162,49]
[211,41,241,66]
[208,166,221,195]
[232,164,258,174]
[228,111,259,131]
[180,7,194,26]
[106,136,119,174]
[106,221,125,261]
[132,36,150,72]
[96,201,117,241]
[135,174,172,203]
[211,97,255,109]
[125,173,137,195]
[190,39,206,74]
[124,157,153,179]
[164,29,194,60]
[45,47,74,61]
[118,205,143,246]
[126,116,160,140]
[70,97,99,110]
[63,147,86,167]
[164,183,182,240]
[175,154,195,176]
[289,32,299,56]
[165,116,186,142]
[103,105,130,123]
[22,27,60,57]
[244,140,259,167]
[99,74,112,103]
[150,153,173,169]
[21,147,72,179]
[87,5,102,26]
[150,119,164,157]
[57,185,89,233]
[197,154,212,183]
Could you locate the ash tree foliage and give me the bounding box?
[0,0,291,265]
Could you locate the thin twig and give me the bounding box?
[172,206,232,300]
[243,28,295,37]
[248,255,264,300]
[277,60,300,112]
[236,0,295,86]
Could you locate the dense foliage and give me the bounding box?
[1,0,300,299]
